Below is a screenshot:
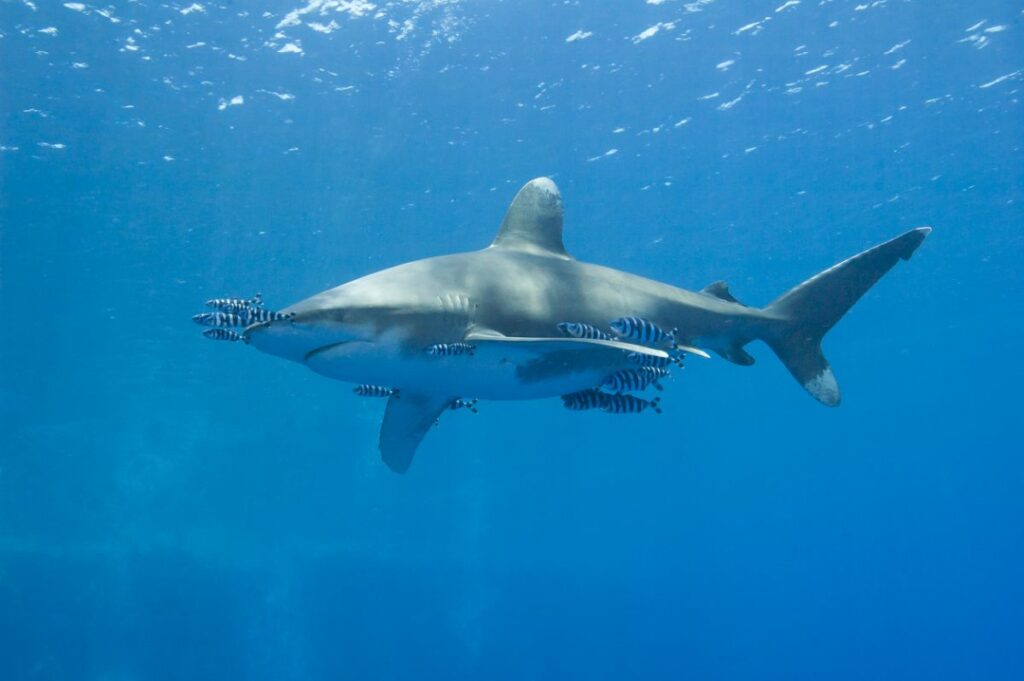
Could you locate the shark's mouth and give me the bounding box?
[242,317,359,364]
[303,340,352,363]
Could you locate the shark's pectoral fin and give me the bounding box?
[468,333,711,361]
[466,331,669,358]
[379,393,452,474]
[465,332,678,385]
[467,330,709,359]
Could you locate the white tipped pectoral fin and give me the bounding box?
[465,333,674,387]
[465,332,669,357]
[379,393,452,474]
[466,332,709,361]
[458,332,709,396]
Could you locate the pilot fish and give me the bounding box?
[561,389,610,411]
[626,351,676,368]
[601,367,669,393]
[448,398,479,413]
[244,308,293,323]
[202,328,246,342]
[425,342,476,356]
[192,309,290,327]
[205,293,263,314]
[609,316,677,348]
[557,321,612,341]
[602,394,662,414]
[354,385,399,398]
[192,311,248,327]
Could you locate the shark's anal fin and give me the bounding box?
[379,393,452,474]
[489,178,570,259]
[701,280,744,305]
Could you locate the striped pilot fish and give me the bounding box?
[202,328,246,343]
[600,367,669,394]
[194,309,292,326]
[557,321,612,341]
[205,293,263,314]
[561,389,610,411]
[448,398,479,413]
[353,385,399,398]
[192,311,248,327]
[625,351,678,368]
[609,316,677,348]
[244,307,293,323]
[193,309,292,327]
[667,348,688,366]
[425,342,476,356]
[602,394,662,414]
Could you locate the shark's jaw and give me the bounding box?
[244,310,373,365]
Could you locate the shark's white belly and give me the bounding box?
[304,340,618,400]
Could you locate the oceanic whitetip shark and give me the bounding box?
[243,178,930,473]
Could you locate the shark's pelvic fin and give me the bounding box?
[379,392,452,474]
[762,227,931,406]
[701,280,744,305]
[489,177,570,259]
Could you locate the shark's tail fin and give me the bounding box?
[762,227,930,406]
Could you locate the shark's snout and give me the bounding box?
[245,311,362,363]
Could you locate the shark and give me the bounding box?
[244,177,930,473]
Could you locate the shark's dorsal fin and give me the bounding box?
[701,280,743,305]
[490,177,570,259]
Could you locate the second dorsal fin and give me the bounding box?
[489,177,570,259]
[701,280,743,305]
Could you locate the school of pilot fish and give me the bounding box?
[193,297,690,417]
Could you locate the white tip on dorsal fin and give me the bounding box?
[490,177,570,259]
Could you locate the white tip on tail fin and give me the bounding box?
[805,367,841,407]
[763,227,929,405]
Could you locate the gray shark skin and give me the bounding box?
[245,178,930,473]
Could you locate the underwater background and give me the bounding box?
[1,1,1022,679]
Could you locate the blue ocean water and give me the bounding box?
[1,1,1022,679]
